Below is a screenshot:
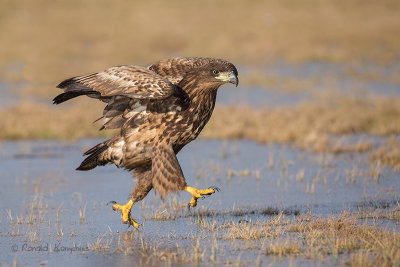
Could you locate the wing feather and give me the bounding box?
[56,65,176,102]
[54,59,194,131]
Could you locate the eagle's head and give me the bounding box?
[180,59,239,91]
[199,60,239,88]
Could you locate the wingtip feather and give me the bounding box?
[57,77,76,89]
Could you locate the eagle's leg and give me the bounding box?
[185,186,220,208]
[110,166,153,229]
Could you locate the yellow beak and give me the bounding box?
[216,71,239,87]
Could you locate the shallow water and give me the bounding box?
[0,138,399,266]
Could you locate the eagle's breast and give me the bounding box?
[172,92,217,146]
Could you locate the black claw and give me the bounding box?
[187,203,191,211]
[127,221,142,230]
[107,201,118,211]
[209,186,220,192]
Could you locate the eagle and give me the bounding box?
[53,57,239,228]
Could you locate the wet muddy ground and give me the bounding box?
[1,137,399,266]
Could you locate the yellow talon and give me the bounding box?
[185,186,219,208]
[189,196,198,208]
[110,200,140,229]
[185,186,216,198]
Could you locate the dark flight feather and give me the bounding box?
[76,143,109,170]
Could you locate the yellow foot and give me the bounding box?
[108,200,140,229]
[185,186,220,208]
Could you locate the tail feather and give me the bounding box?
[53,77,100,104]
[83,142,106,156]
[53,90,99,104]
[76,143,109,171]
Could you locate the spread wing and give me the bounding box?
[54,65,177,104]
[151,145,187,200]
[148,57,221,85]
[53,65,189,130]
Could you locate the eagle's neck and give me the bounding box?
[179,78,219,133]
[189,89,218,113]
[180,79,218,113]
[179,74,219,99]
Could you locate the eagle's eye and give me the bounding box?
[212,70,219,75]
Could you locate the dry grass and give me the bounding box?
[0,100,110,140]
[160,209,400,266]
[1,0,400,98]
[288,214,400,266]
[224,215,286,241]
[357,206,400,222]
[111,235,208,266]
[213,211,400,266]
[138,202,400,266]
[372,137,400,172]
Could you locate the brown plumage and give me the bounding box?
[54,57,238,227]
